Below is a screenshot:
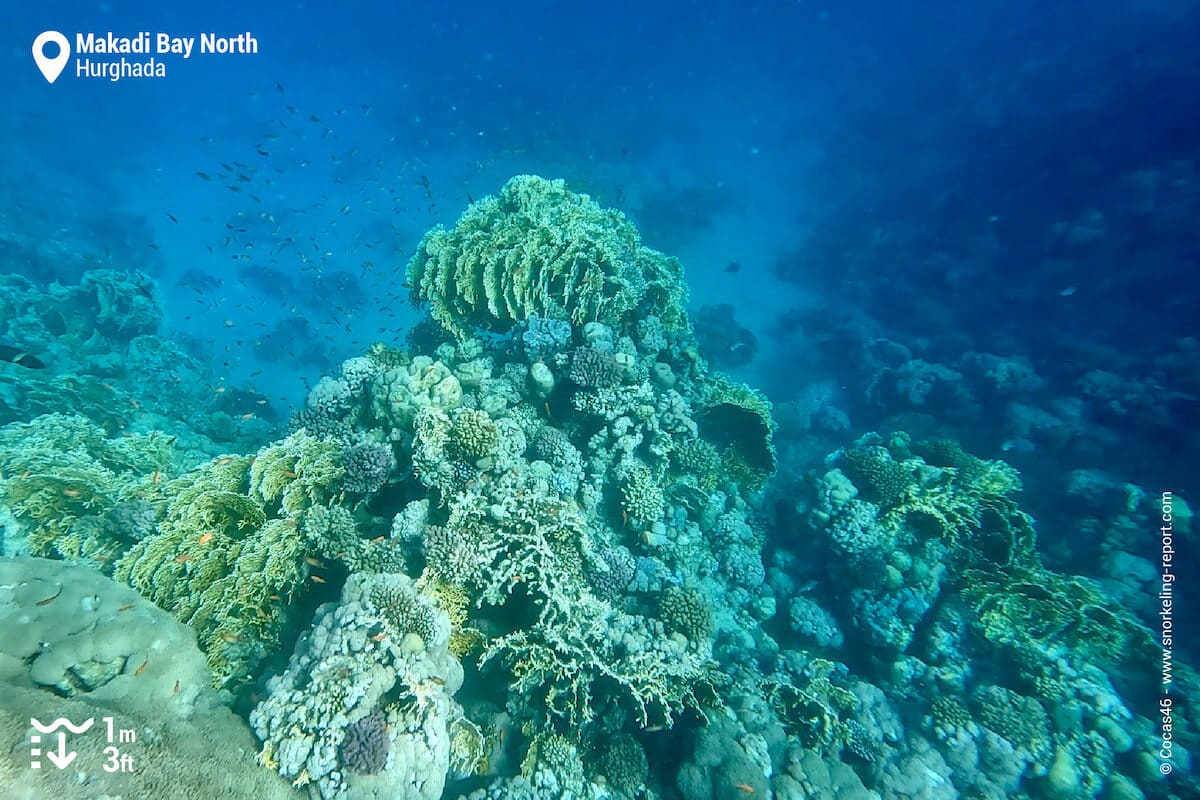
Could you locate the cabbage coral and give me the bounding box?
[407,175,689,341]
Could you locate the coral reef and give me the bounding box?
[8,174,1189,800]
[250,572,463,800]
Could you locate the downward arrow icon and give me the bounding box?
[45,733,77,769]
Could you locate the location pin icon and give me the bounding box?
[32,31,70,84]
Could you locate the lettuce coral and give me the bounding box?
[406,175,690,341]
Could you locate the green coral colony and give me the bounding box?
[0,176,1192,800]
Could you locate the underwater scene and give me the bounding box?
[1,1,1197,799]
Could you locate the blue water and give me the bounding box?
[3,1,1198,797]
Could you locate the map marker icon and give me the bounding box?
[32,31,70,84]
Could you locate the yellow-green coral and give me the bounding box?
[0,414,175,564]
[447,716,489,778]
[112,433,342,688]
[406,175,689,340]
[450,408,498,460]
[417,573,483,657]
[961,566,1153,675]
[839,435,1034,561]
[249,429,344,515]
[695,374,777,490]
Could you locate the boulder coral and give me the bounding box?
[0,557,296,800]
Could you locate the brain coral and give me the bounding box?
[406,175,689,340]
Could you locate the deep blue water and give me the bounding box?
[8,3,1195,453]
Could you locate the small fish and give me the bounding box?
[1059,286,1077,297]
[370,632,388,641]
[134,659,149,677]
[151,469,162,485]
[195,171,212,181]
[174,554,194,563]
[0,345,46,369]
[198,532,215,545]
[219,632,241,642]
[282,470,299,479]
[734,784,755,795]
[167,213,179,223]
[216,456,236,465]
[62,488,82,498]
[36,586,63,606]
[304,556,324,567]
[428,676,445,686]
[724,260,742,273]
[118,603,135,612]
[310,575,327,584]
[173,679,181,693]
[240,413,256,420]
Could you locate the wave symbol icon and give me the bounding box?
[30,717,94,734]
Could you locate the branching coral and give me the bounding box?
[114,432,344,688]
[0,414,175,566]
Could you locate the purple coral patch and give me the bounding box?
[341,710,389,774]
